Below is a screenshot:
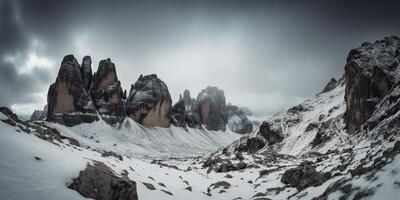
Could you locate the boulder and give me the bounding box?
[197,86,227,131]
[281,162,327,191]
[90,58,126,124]
[47,55,98,126]
[126,74,172,128]
[226,103,253,134]
[259,121,283,145]
[344,36,400,134]
[68,162,138,200]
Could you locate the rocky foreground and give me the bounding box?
[0,36,400,199]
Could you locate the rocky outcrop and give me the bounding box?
[171,89,202,129]
[81,56,92,91]
[344,36,400,134]
[197,86,227,131]
[320,78,339,94]
[68,162,138,200]
[226,103,253,134]
[259,121,283,145]
[90,58,126,124]
[281,162,327,191]
[171,100,187,128]
[126,74,172,128]
[47,55,98,126]
[30,105,47,121]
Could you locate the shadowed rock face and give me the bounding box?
[171,89,202,129]
[344,36,400,134]
[47,55,98,126]
[259,121,283,145]
[126,74,172,128]
[68,162,138,200]
[90,58,126,124]
[81,56,92,91]
[197,86,227,131]
[226,104,253,134]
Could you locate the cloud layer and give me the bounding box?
[1,0,400,117]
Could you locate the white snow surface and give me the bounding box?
[47,118,241,159]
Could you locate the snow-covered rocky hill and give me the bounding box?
[1,36,400,200]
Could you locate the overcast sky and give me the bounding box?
[1,0,400,118]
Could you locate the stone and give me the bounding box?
[90,58,126,124]
[344,36,400,134]
[47,55,98,126]
[319,78,339,94]
[281,162,327,191]
[226,103,253,134]
[126,74,172,128]
[81,56,92,91]
[197,86,227,131]
[259,121,283,145]
[67,162,138,200]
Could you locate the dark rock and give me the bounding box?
[259,122,283,145]
[67,162,138,200]
[34,156,42,161]
[319,78,339,94]
[170,100,187,128]
[305,122,319,132]
[158,182,166,187]
[81,56,92,91]
[246,136,266,153]
[126,74,172,128]
[181,89,202,129]
[90,58,126,124]
[236,161,247,170]
[47,55,98,126]
[142,182,156,190]
[185,186,192,191]
[101,151,123,161]
[280,162,327,191]
[225,174,233,178]
[197,86,227,131]
[30,105,47,121]
[344,36,400,134]
[161,190,173,195]
[226,103,253,134]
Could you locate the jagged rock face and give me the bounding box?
[226,104,253,134]
[344,36,400,134]
[81,56,92,91]
[90,58,126,124]
[47,55,98,126]
[197,86,227,131]
[171,89,202,129]
[320,78,339,94]
[30,105,47,121]
[126,74,172,128]
[281,162,327,191]
[68,162,138,200]
[259,121,283,145]
[171,100,187,128]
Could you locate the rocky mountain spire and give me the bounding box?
[90,58,126,124]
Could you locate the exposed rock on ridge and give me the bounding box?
[90,58,126,124]
[126,74,172,128]
[47,55,98,126]
[344,36,400,134]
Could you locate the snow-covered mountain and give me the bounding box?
[1,36,400,200]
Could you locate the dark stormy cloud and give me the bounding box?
[1,0,400,117]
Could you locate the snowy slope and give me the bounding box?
[47,118,241,159]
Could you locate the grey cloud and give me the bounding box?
[1,0,400,116]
